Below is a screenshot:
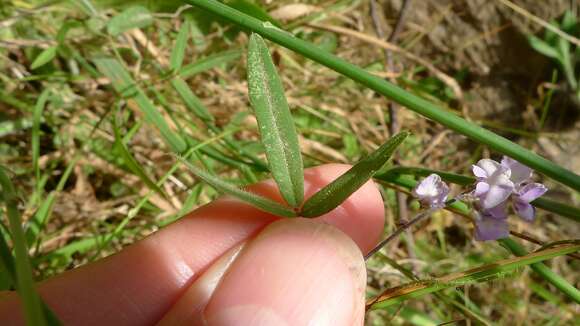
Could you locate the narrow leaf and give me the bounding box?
[112,107,167,199]
[106,6,153,36]
[32,90,50,185]
[528,35,560,59]
[301,132,408,217]
[31,47,57,70]
[179,49,242,79]
[175,155,297,217]
[247,33,303,207]
[171,77,215,124]
[94,57,187,153]
[170,21,190,71]
[0,167,51,325]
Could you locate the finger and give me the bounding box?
[0,164,383,325]
[159,219,367,325]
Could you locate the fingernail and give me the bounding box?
[204,219,366,326]
[157,243,245,326]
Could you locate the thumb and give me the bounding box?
[158,218,366,325]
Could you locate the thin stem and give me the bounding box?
[365,207,435,260]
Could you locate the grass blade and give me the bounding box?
[32,89,50,187]
[0,167,50,325]
[25,157,77,248]
[179,49,242,79]
[171,77,215,124]
[94,57,187,153]
[175,155,297,217]
[112,106,167,199]
[301,131,408,217]
[106,6,153,36]
[186,0,580,192]
[247,33,303,207]
[31,47,57,70]
[170,21,190,71]
[368,243,580,309]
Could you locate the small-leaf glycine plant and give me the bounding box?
[177,33,409,219]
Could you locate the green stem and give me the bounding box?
[499,238,580,303]
[185,0,580,192]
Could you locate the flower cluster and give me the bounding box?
[471,156,547,241]
[411,156,547,242]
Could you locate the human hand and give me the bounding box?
[0,164,385,325]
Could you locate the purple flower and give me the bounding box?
[501,156,532,185]
[412,174,449,208]
[512,182,548,221]
[471,156,548,241]
[474,203,510,241]
[472,159,514,210]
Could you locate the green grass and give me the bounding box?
[0,1,578,325]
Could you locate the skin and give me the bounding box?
[0,164,385,325]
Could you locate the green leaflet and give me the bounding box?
[247,33,304,208]
[175,155,297,217]
[106,6,153,36]
[300,132,409,217]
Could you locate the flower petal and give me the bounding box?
[474,215,510,241]
[413,174,450,208]
[472,165,488,179]
[517,183,548,203]
[514,201,535,222]
[475,159,502,177]
[413,174,439,197]
[479,182,513,210]
[501,156,532,184]
[486,202,508,219]
[474,182,490,196]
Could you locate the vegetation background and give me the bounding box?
[0,0,578,324]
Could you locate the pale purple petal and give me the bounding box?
[514,201,535,222]
[474,214,510,241]
[413,174,449,208]
[474,182,490,196]
[501,156,532,184]
[517,183,548,203]
[486,202,508,219]
[479,182,513,210]
[472,165,488,179]
[475,159,502,178]
[413,174,439,197]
